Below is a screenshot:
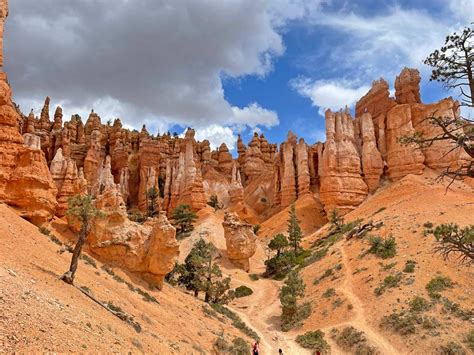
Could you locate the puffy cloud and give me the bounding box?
[231,103,279,130]
[192,124,237,151]
[290,78,369,115]
[6,0,288,135]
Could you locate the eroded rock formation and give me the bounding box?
[222,212,257,272]
[319,109,368,214]
[83,162,179,289]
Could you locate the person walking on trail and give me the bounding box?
[252,340,260,355]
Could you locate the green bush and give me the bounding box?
[403,260,417,273]
[296,330,330,353]
[334,326,366,349]
[423,221,434,229]
[128,212,147,224]
[322,288,336,298]
[39,226,51,235]
[80,254,97,268]
[438,342,466,355]
[367,236,397,259]
[249,274,259,281]
[211,304,259,340]
[380,310,419,335]
[409,296,431,312]
[426,276,454,299]
[374,274,402,296]
[229,337,250,354]
[234,285,253,298]
[465,329,474,351]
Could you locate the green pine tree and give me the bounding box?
[287,204,303,255]
[268,233,289,257]
[171,204,197,236]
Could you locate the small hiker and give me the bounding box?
[278,349,283,355]
[252,340,260,355]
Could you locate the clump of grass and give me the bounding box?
[465,329,474,351]
[437,342,466,355]
[80,285,92,294]
[80,254,97,268]
[380,310,419,335]
[322,288,336,298]
[39,226,51,235]
[211,303,259,340]
[249,274,259,281]
[426,276,454,299]
[135,287,159,303]
[381,262,397,270]
[281,302,312,332]
[296,330,330,353]
[321,268,334,279]
[38,226,63,246]
[374,273,402,296]
[234,285,253,298]
[303,248,328,266]
[409,296,431,312]
[367,236,397,259]
[423,221,434,229]
[442,298,473,320]
[332,298,343,309]
[403,260,416,273]
[332,326,377,354]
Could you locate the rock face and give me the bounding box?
[222,212,257,272]
[319,109,368,214]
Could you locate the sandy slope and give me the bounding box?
[300,171,474,354]
[0,204,249,353]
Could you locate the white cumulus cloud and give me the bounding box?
[290,78,370,115]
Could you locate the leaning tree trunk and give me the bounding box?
[60,222,89,285]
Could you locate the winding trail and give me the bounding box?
[323,245,397,354]
[184,211,397,354]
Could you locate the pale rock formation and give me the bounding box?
[222,212,257,272]
[319,110,368,214]
[385,104,425,180]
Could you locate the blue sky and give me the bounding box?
[5,0,473,151]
